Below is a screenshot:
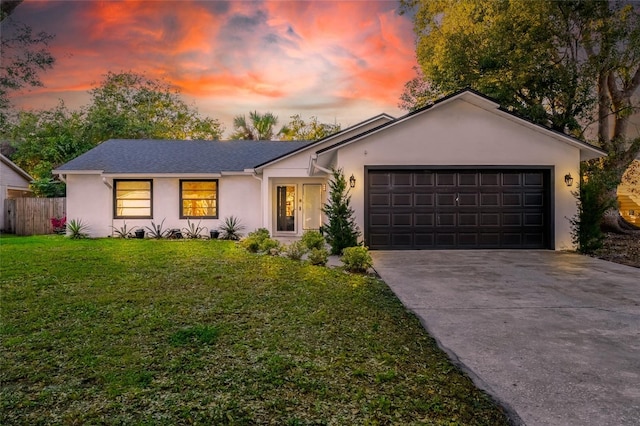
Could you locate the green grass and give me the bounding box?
[0,235,509,425]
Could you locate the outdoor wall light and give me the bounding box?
[349,174,356,188]
[564,173,574,187]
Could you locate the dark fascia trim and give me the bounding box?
[252,113,395,169]
[363,165,555,250]
[179,179,219,219]
[317,88,606,157]
[113,178,154,220]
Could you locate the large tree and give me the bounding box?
[84,71,223,142]
[0,1,55,129]
[401,0,640,231]
[9,102,89,197]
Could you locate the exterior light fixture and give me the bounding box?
[564,173,574,187]
[349,174,356,188]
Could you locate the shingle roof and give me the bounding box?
[55,139,313,174]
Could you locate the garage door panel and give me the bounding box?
[392,173,412,186]
[437,193,456,206]
[415,213,435,226]
[367,169,550,249]
[392,194,412,207]
[370,193,390,207]
[415,193,434,206]
[392,213,412,226]
[481,193,500,206]
[459,213,479,226]
[414,172,435,186]
[458,193,478,206]
[370,213,390,227]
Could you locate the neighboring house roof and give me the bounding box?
[315,89,607,162]
[54,139,313,174]
[1,153,32,182]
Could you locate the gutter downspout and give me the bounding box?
[58,174,67,184]
[251,170,265,229]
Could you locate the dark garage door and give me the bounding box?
[366,169,551,250]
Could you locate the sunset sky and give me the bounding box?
[4,0,418,137]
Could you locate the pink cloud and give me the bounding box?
[5,0,417,134]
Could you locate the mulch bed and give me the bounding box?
[593,231,640,268]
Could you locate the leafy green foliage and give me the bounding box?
[0,17,55,128]
[181,219,208,239]
[8,102,90,196]
[219,216,245,240]
[230,111,279,140]
[300,229,325,250]
[307,247,329,266]
[341,246,373,273]
[285,240,308,260]
[111,222,136,239]
[322,168,360,255]
[401,0,640,228]
[85,71,223,141]
[279,115,341,141]
[145,219,170,239]
[0,236,509,424]
[240,228,281,255]
[66,218,89,239]
[571,166,618,254]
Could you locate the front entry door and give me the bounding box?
[276,185,296,232]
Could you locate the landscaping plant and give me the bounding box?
[145,219,171,239]
[50,216,66,234]
[301,229,325,250]
[182,219,208,239]
[322,168,360,255]
[111,222,136,238]
[307,247,329,266]
[341,246,373,273]
[219,216,245,240]
[66,218,89,239]
[285,239,307,260]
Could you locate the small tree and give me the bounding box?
[322,168,360,255]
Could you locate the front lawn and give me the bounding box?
[0,235,508,425]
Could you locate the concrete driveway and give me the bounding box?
[370,250,640,426]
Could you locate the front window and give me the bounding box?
[180,180,218,218]
[114,180,152,218]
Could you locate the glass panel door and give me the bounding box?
[276,185,296,232]
[303,184,322,230]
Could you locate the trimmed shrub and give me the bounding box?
[307,247,329,266]
[301,230,325,250]
[341,246,372,273]
[285,240,308,260]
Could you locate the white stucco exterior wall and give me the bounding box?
[334,99,581,250]
[66,174,261,238]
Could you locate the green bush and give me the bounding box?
[322,168,360,255]
[301,230,325,250]
[341,246,372,273]
[570,166,617,254]
[220,216,245,240]
[241,228,280,254]
[307,247,329,266]
[285,240,308,260]
[66,218,89,239]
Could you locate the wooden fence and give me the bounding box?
[4,198,66,236]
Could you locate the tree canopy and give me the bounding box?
[85,71,223,142]
[401,0,640,231]
[0,3,55,129]
[230,111,341,141]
